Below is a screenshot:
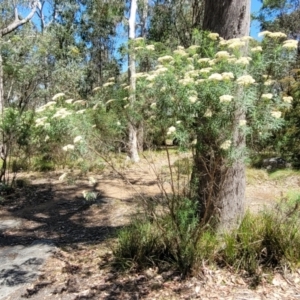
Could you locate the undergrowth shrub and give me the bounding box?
[113,219,163,270]
[173,157,193,175]
[220,201,300,276]
[114,193,300,278]
[113,196,218,275]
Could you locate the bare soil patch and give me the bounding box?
[1,154,300,299]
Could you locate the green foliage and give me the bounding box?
[114,173,300,277]
[173,157,193,175]
[147,0,204,48]
[220,205,300,276]
[128,30,296,166]
[114,197,217,275]
[113,219,162,270]
[246,168,269,184]
[220,212,266,274]
[268,168,300,180]
[82,191,98,202]
[26,91,125,170]
[252,0,300,165]
[32,156,55,172]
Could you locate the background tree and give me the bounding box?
[128,0,140,162]
[0,0,40,182]
[252,0,300,167]
[148,0,205,48]
[256,0,300,38]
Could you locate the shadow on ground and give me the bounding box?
[0,170,170,299]
[0,178,129,247]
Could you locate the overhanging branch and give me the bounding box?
[0,0,40,37]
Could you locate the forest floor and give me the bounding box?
[1,151,300,299]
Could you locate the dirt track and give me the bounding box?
[1,154,300,299]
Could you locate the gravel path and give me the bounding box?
[0,217,56,300]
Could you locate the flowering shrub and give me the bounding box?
[27,31,297,172]
[30,91,123,170]
[127,31,297,162]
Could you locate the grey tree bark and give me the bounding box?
[136,0,149,152]
[128,0,140,162]
[203,0,250,39]
[192,0,250,231]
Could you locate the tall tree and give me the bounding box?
[128,0,140,162]
[148,0,205,48]
[0,0,40,113]
[0,0,40,182]
[192,0,251,230]
[254,0,300,166]
[79,0,124,91]
[256,0,300,38]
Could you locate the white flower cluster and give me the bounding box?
[157,55,174,63]
[239,120,247,126]
[103,82,114,88]
[208,32,219,40]
[258,31,287,39]
[62,144,75,151]
[204,109,212,117]
[251,46,263,52]
[167,126,176,135]
[146,45,155,51]
[74,136,83,143]
[271,111,282,118]
[35,117,48,127]
[282,96,293,103]
[208,72,234,81]
[220,140,231,150]
[208,73,223,81]
[236,75,255,86]
[52,108,72,119]
[282,39,298,50]
[199,67,212,73]
[188,95,198,103]
[198,58,210,64]
[215,51,231,60]
[228,40,246,49]
[173,49,188,56]
[261,93,273,100]
[73,100,86,105]
[36,101,56,112]
[219,95,234,103]
[264,79,275,86]
[52,93,65,101]
[102,77,115,88]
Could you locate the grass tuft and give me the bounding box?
[114,199,300,279]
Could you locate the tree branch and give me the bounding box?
[0,0,40,37]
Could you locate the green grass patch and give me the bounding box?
[113,199,300,280]
[173,157,193,175]
[246,167,300,184]
[246,168,269,184]
[268,169,300,181]
[113,197,218,275]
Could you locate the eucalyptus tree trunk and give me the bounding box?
[0,53,3,115]
[136,0,149,152]
[0,0,39,182]
[128,0,140,162]
[192,0,250,231]
[203,1,250,39]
